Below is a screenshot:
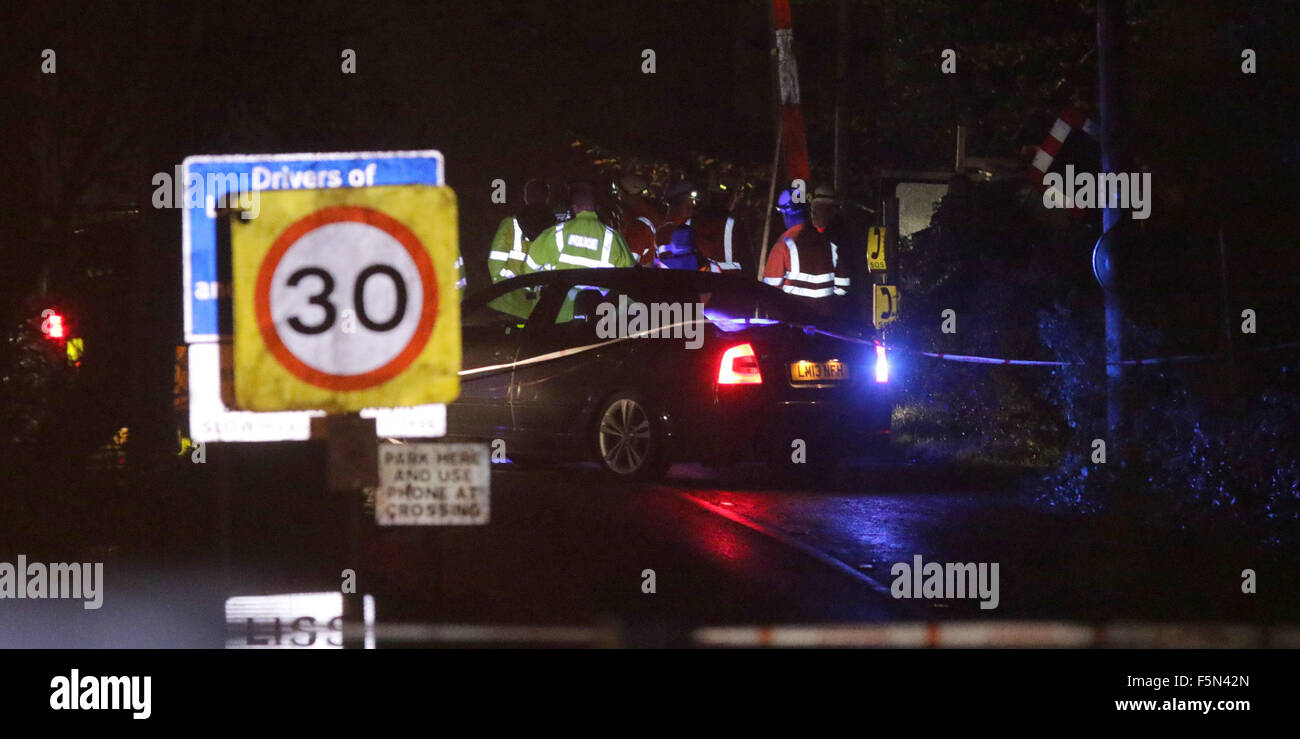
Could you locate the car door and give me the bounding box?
[509,278,640,454]
[446,281,546,439]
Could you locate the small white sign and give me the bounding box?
[224,592,375,649]
[376,442,490,526]
[186,343,447,442]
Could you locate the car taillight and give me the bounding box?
[718,343,762,385]
[874,344,889,383]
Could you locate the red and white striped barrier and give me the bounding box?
[1029,107,1099,210]
[772,0,811,183]
[694,621,1300,648]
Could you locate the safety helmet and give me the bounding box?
[618,174,650,197]
[664,180,698,204]
[776,187,809,215]
[523,178,550,206]
[811,184,837,205]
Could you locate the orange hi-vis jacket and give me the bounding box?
[691,212,748,272]
[762,226,849,303]
[621,201,661,267]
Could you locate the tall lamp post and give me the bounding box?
[1096,0,1128,457]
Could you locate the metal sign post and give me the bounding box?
[1097,0,1128,459]
[312,414,378,649]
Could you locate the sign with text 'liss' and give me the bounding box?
[225,592,375,649]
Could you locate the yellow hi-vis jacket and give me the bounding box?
[487,216,533,283]
[522,210,637,273]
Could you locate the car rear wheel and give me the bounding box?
[595,392,668,480]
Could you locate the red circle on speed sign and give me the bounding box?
[254,206,440,391]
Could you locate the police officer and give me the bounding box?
[762,185,849,313]
[487,178,554,283]
[524,179,637,273]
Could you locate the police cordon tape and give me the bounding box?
[457,319,711,377]
[692,621,1300,648]
[455,316,871,378]
[901,348,1209,367]
[455,315,1300,376]
[351,621,1300,647]
[802,325,1300,368]
[774,323,1300,367]
[893,340,1300,367]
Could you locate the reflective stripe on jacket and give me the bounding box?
[694,214,744,271]
[524,211,637,273]
[488,216,533,283]
[762,234,848,299]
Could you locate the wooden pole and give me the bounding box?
[757,117,784,280]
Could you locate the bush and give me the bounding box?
[1038,308,1300,547]
[887,175,1091,467]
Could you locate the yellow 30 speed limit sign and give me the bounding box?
[231,185,460,412]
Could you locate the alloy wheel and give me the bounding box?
[598,398,653,475]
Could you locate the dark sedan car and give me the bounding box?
[445,268,893,479]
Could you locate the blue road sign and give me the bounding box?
[182,151,444,342]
